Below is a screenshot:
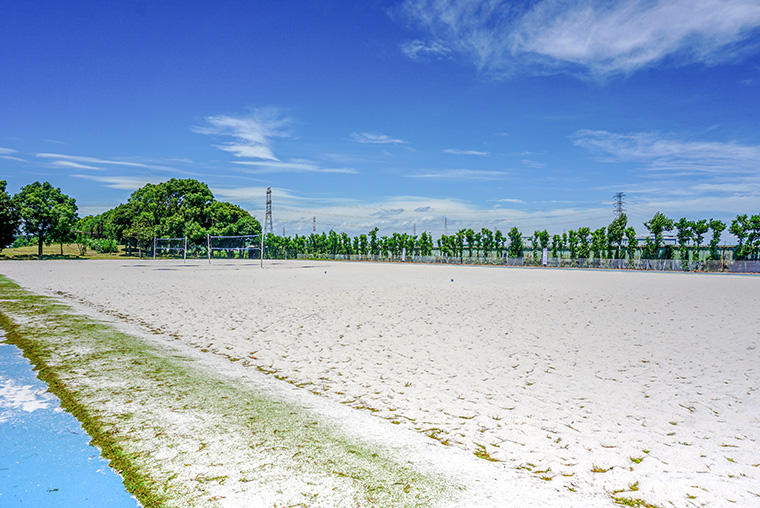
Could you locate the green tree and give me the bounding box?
[551,234,561,258]
[13,181,78,258]
[625,227,638,261]
[567,230,579,259]
[507,227,523,258]
[576,227,591,259]
[708,219,726,261]
[369,227,379,256]
[607,214,627,259]
[643,212,673,259]
[674,218,693,261]
[0,181,20,252]
[494,230,505,257]
[591,227,607,259]
[691,219,709,262]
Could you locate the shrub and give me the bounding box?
[91,238,119,253]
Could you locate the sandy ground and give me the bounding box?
[1,259,758,507]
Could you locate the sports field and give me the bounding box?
[1,259,758,507]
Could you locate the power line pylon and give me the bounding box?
[264,187,273,234]
[613,192,625,218]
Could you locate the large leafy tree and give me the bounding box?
[0,180,20,252]
[13,181,78,258]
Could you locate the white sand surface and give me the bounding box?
[1,259,759,507]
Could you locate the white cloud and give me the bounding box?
[496,198,525,204]
[232,159,357,174]
[443,148,489,156]
[406,169,508,180]
[0,147,17,154]
[574,130,760,174]
[194,108,290,160]
[401,39,452,59]
[51,160,102,170]
[72,174,162,190]
[400,0,760,78]
[0,155,26,162]
[37,153,174,171]
[350,132,406,144]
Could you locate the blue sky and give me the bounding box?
[2,0,760,236]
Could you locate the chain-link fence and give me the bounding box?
[296,253,760,273]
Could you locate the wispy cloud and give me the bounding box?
[0,147,17,155]
[194,108,290,160]
[406,169,508,180]
[72,174,162,190]
[350,132,406,144]
[401,39,452,59]
[443,148,489,156]
[0,155,26,162]
[521,159,544,168]
[37,153,174,171]
[51,160,102,170]
[399,0,760,78]
[573,129,760,174]
[496,198,525,204]
[232,159,357,174]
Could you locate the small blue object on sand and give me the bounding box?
[450,278,454,282]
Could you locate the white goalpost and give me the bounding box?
[206,234,263,267]
[153,237,188,262]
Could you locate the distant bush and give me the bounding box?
[91,238,119,253]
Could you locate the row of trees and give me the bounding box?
[2,178,759,261]
[0,179,262,257]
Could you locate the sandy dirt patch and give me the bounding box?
[1,259,758,506]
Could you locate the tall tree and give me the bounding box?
[643,212,673,259]
[674,218,693,261]
[708,219,726,261]
[607,214,627,259]
[13,181,78,258]
[507,227,523,258]
[691,219,709,262]
[0,181,20,252]
[576,227,591,259]
[625,227,638,260]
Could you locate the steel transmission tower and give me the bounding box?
[613,192,625,218]
[264,187,273,234]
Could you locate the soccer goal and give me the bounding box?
[207,234,263,266]
[153,237,188,261]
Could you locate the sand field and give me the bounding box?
[1,259,758,507]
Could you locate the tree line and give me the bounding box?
[1,178,759,261]
[0,178,261,257]
[264,211,760,262]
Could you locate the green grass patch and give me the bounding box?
[0,274,450,507]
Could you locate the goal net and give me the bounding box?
[208,234,262,262]
[154,237,187,259]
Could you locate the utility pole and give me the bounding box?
[444,216,448,235]
[413,223,416,236]
[613,192,625,218]
[264,187,273,234]
[313,216,316,233]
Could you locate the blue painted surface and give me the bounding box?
[0,337,139,507]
